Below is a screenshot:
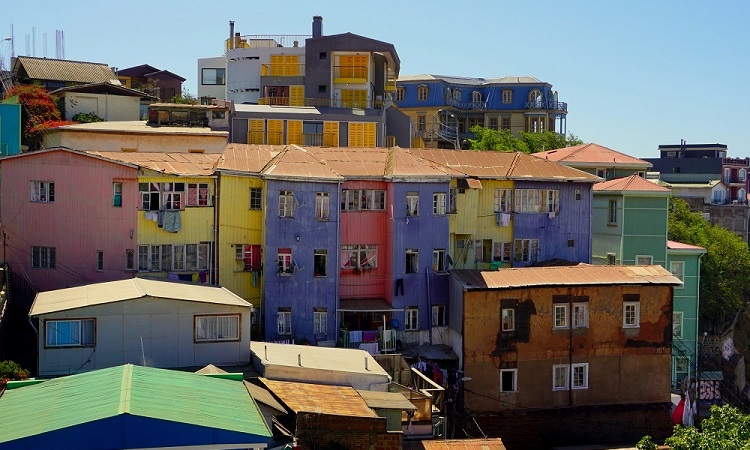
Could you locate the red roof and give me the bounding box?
[667,241,706,252]
[593,174,670,192]
[534,143,651,168]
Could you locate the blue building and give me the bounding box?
[0,97,22,155]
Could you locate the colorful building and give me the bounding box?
[395,75,568,149]
[0,96,21,155]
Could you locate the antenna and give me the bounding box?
[43,32,47,58]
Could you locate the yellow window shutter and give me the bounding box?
[270,55,284,76]
[324,121,339,147]
[287,120,303,145]
[284,55,299,76]
[354,90,367,108]
[353,55,368,78]
[267,120,283,145]
[248,119,265,144]
[341,89,353,108]
[349,122,364,147]
[340,55,354,78]
[364,122,377,147]
[290,85,304,106]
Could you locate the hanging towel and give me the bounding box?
[199,270,207,283]
[158,210,165,228]
[192,273,200,283]
[363,330,378,342]
[163,211,181,233]
[495,213,502,226]
[349,330,363,343]
[167,272,179,281]
[501,213,511,226]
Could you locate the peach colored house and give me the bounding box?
[0,148,138,293]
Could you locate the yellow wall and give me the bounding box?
[217,174,265,308]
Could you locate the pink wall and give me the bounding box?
[339,180,389,300]
[0,150,138,292]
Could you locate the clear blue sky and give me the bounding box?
[3,1,747,158]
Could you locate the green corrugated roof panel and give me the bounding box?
[0,364,271,444]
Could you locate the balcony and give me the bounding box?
[524,100,568,113]
[724,157,750,166]
[333,65,368,84]
[446,97,488,111]
[257,97,382,109]
[226,34,310,51]
[261,63,305,77]
[385,76,397,92]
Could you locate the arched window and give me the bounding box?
[452,89,462,101]
[529,89,542,106]
[445,88,452,101]
[472,91,482,103]
[740,168,746,182]
[396,87,405,102]
[418,85,428,101]
[502,89,512,104]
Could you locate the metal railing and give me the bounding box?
[524,100,568,113]
[333,65,368,79]
[257,97,382,109]
[226,34,311,51]
[261,63,305,77]
[446,98,488,111]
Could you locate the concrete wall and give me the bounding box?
[59,92,141,121]
[197,56,227,101]
[37,297,252,376]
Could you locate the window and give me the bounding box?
[341,189,386,211]
[161,183,184,210]
[724,168,731,183]
[493,242,512,263]
[528,89,542,105]
[249,187,262,210]
[501,89,512,104]
[572,363,589,389]
[636,255,653,265]
[472,91,482,103]
[608,200,617,225]
[316,192,330,220]
[314,250,327,277]
[396,87,405,102]
[514,189,542,213]
[489,117,498,130]
[235,244,261,271]
[670,261,685,286]
[417,85,428,101]
[406,249,419,274]
[432,249,446,272]
[452,89,462,101]
[277,310,292,335]
[341,244,378,269]
[513,239,539,263]
[319,52,327,60]
[405,308,418,330]
[501,117,510,130]
[46,319,95,347]
[186,243,210,270]
[30,181,55,203]
[544,190,560,213]
[572,303,589,328]
[279,190,295,217]
[314,309,328,334]
[675,357,689,375]
[502,308,515,331]
[97,251,104,271]
[494,189,512,213]
[673,312,683,338]
[201,68,226,85]
[318,85,326,94]
[500,369,517,392]
[32,246,56,268]
[432,305,446,326]
[623,300,640,328]
[741,169,747,182]
[278,248,293,275]
[186,183,210,207]
[113,182,122,207]
[140,182,160,211]
[417,114,426,132]
[607,253,616,265]
[553,304,568,329]
[575,189,582,201]
[433,193,446,215]
[195,315,239,342]
[139,245,161,271]
[553,364,568,390]
[406,192,419,216]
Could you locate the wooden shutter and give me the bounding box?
[284,55,299,76]
[248,119,264,144]
[364,122,377,147]
[270,55,284,76]
[287,120,303,145]
[323,121,339,147]
[348,122,364,147]
[267,120,283,145]
[289,85,304,106]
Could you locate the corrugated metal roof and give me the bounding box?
[260,378,379,417]
[667,240,707,252]
[244,381,287,413]
[397,74,542,86]
[53,121,227,136]
[0,147,137,168]
[406,438,506,450]
[30,278,251,316]
[534,143,652,168]
[218,143,284,173]
[385,147,464,179]
[0,364,271,444]
[356,389,417,411]
[263,145,343,181]
[306,146,389,178]
[87,151,221,176]
[14,56,119,84]
[593,174,671,193]
[251,342,389,378]
[50,81,157,100]
[451,265,682,290]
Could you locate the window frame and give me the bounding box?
[314,249,327,277]
[341,189,386,211]
[30,180,55,203]
[279,190,295,218]
[417,85,428,101]
[501,89,512,104]
[396,87,405,102]
[315,192,330,221]
[432,304,446,327]
[513,238,539,263]
[406,192,419,217]
[502,307,515,332]
[433,192,446,215]
[341,244,378,270]
[572,302,589,329]
[500,368,517,393]
[494,189,512,213]
[278,248,293,275]
[405,248,419,274]
[405,307,419,331]
[113,182,123,207]
[31,246,56,269]
[45,318,95,348]
[186,183,210,207]
[623,301,641,328]
[553,304,568,329]
[673,311,684,339]
[571,363,589,389]
[552,364,569,391]
[493,241,512,263]
[432,249,446,272]
[201,67,226,85]
[249,187,263,210]
[314,309,328,334]
[670,260,685,287]
[97,250,104,271]
[608,200,617,225]
[194,314,240,343]
[277,310,292,335]
[636,255,653,265]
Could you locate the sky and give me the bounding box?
[2,1,748,159]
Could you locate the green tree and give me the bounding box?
[664,404,750,449]
[520,131,583,153]
[170,88,198,105]
[0,360,29,381]
[467,126,583,153]
[71,112,104,123]
[668,197,750,327]
[4,84,72,150]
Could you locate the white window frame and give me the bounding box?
[32,246,56,269]
[514,189,542,213]
[493,242,512,263]
[572,303,588,328]
[513,239,539,263]
[341,244,378,269]
[342,189,386,211]
[553,304,568,329]
[501,89,512,104]
[471,91,482,103]
[195,314,240,342]
[502,307,515,332]
[636,255,653,265]
[249,187,262,210]
[597,168,608,179]
[46,318,95,347]
[186,183,210,207]
[432,305,446,327]
[673,311,684,339]
[315,192,330,220]
[552,364,569,391]
[30,180,55,203]
[279,190,295,218]
[571,363,589,389]
[623,301,641,328]
[314,309,328,335]
[405,308,418,330]
[544,190,560,213]
[741,169,747,182]
[277,311,292,335]
[500,368,517,393]
[278,249,293,275]
[405,249,419,274]
[670,261,685,287]
[406,192,419,216]
[608,200,617,225]
[138,245,162,272]
[494,189,512,213]
[433,193,446,215]
[432,249,446,272]
[113,182,122,207]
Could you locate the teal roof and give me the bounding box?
[0,364,271,444]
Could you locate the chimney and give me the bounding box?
[229,21,235,50]
[312,16,323,38]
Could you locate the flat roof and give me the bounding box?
[251,342,389,378]
[356,389,417,411]
[50,120,228,136]
[259,378,379,418]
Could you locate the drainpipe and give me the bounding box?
[426,265,432,345]
[568,288,573,407]
[335,180,342,338]
[212,174,219,285]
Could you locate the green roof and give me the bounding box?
[0,364,271,443]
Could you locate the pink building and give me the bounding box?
[0,148,138,293]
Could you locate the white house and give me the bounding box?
[30,277,253,376]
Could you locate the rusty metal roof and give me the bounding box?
[14,56,119,84]
[263,145,342,181]
[534,143,652,169]
[451,265,682,291]
[405,439,507,450]
[306,146,389,178]
[258,378,378,418]
[244,381,287,414]
[87,151,220,176]
[385,147,464,179]
[412,149,598,182]
[593,174,671,193]
[218,144,283,173]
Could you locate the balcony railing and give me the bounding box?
[226,34,311,51]
[446,98,488,111]
[333,65,368,81]
[257,97,382,109]
[524,100,568,113]
[261,63,305,77]
[724,157,750,165]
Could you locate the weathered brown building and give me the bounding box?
[448,265,681,449]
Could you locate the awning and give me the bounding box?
[338,298,403,312]
[457,178,482,189]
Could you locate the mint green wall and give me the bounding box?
[668,250,703,380]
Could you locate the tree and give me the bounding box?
[4,84,72,150]
[170,88,198,105]
[71,112,104,123]
[663,404,750,449]
[668,197,750,328]
[467,126,583,153]
[0,360,29,381]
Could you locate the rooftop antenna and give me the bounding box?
[32,27,35,56]
[43,32,47,58]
